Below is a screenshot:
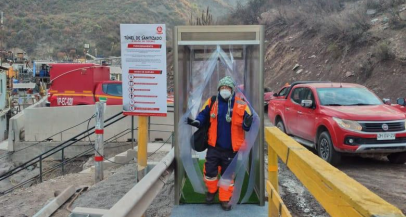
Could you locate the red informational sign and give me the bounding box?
[127,44,162,49]
[129,70,162,74]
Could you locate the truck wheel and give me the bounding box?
[318,131,341,165]
[387,152,406,164]
[275,119,285,133]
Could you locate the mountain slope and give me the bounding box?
[0,0,246,58]
[258,0,406,100]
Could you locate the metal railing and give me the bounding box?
[0,112,174,196]
[2,127,134,195]
[0,112,125,195]
[265,127,405,217]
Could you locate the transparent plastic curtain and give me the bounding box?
[178,45,259,206]
[217,46,260,206]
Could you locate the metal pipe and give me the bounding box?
[259,25,265,206]
[62,148,65,175]
[39,156,42,183]
[95,101,105,183]
[103,149,174,217]
[173,26,181,206]
[171,132,174,148]
[131,116,134,149]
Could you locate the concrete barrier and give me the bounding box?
[8,98,48,151]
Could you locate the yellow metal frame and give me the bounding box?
[265,126,405,217]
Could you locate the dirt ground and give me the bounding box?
[0,172,96,217]
[338,156,406,214]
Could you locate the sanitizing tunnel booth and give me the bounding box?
[174,26,265,206]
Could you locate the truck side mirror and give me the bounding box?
[273,93,278,97]
[397,98,405,106]
[301,100,313,108]
[382,98,391,105]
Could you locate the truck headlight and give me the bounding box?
[333,117,362,132]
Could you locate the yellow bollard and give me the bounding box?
[137,116,148,181]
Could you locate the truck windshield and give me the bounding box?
[102,83,122,97]
[317,87,382,106]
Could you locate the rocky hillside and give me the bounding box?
[251,0,406,100]
[0,0,246,59]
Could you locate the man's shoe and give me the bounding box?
[220,201,232,211]
[206,192,216,204]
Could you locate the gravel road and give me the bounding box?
[338,156,406,214]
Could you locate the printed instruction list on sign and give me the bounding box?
[120,24,167,117]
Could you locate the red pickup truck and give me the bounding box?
[268,82,406,165]
[47,63,122,106]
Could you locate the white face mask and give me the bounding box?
[220,89,232,99]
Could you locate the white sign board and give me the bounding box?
[120,24,167,117]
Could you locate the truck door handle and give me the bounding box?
[297,111,302,114]
[285,108,290,111]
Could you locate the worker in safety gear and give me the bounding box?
[187,76,253,211]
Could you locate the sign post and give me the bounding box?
[120,24,167,181]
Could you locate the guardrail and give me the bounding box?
[265,127,405,217]
[70,148,175,217]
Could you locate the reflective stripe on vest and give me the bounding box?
[207,96,246,152]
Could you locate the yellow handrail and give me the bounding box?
[266,126,405,217]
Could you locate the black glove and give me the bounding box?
[187,118,200,128]
[243,114,253,128]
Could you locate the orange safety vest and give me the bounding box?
[207,96,248,152]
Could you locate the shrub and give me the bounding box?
[359,58,374,80]
[388,9,406,29]
[228,0,269,25]
[319,3,370,44]
[365,0,406,11]
[373,41,395,61]
[327,43,343,59]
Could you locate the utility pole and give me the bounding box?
[94,99,106,183]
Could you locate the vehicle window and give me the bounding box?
[291,87,314,104]
[102,83,122,97]
[316,87,382,106]
[278,87,289,96]
[291,87,303,104]
[304,88,315,101]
